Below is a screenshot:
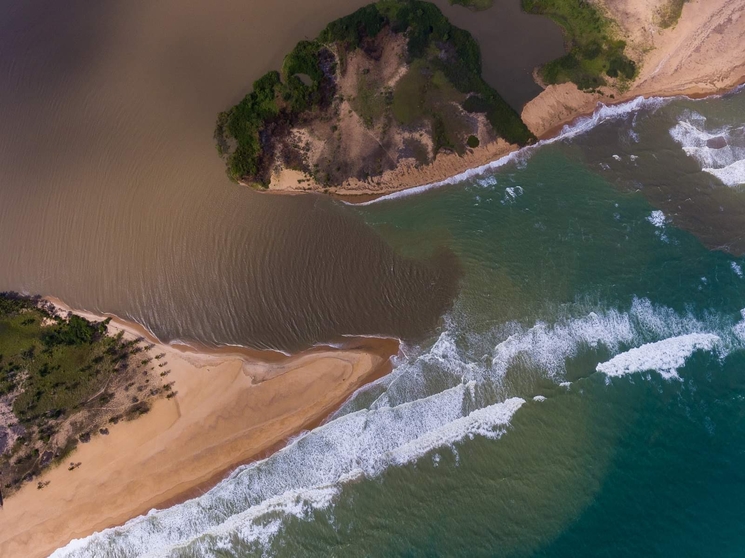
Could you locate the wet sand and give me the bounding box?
[0,300,398,558]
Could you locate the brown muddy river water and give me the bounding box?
[0,0,562,351]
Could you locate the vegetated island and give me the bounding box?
[0,293,166,499]
[217,0,745,195]
[214,0,534,196]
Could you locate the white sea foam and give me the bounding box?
[484,296,720,382]
[706,159,745,187]
[730,309,745,342]
[670,112,745,187]
[533,395,546,402]
[369,298,739,420]
[356,96,672,205]
[388,396,525,466]
[53,296,745,556]
[596,333,720,380]
[52,383,525,557]
[647,210,666,228]
[501,185,524,205]
[732,261,744,278]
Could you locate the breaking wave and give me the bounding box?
[53,296,745,556]
[670,111,745,187]
[596,333,720,380]
[53,384,525,557]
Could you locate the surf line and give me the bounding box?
[353,94,679,206]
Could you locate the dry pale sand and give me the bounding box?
[522,83,609,139]
[523,0,745,138]
[0,299,398,558]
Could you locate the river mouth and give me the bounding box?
[0,0,562,351]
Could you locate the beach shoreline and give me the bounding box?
[0,298,399,558]
[335,75,745,204]
[267,0,745,202]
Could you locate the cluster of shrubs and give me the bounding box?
[215,43,334,184]
[522,0,637,90]
[319,0,533,145]
[215,0,535,184]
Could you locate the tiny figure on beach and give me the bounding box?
[68,462,82,471]
[36,480,50,490]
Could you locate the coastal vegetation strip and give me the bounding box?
[522,0,636,90]
[214,0,533,189]
[0,293,164,498]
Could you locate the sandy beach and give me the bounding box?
[0,299,398,558]
[522,0,745,137]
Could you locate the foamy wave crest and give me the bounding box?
[485,296,731,380]
[647,210,666,228]
[596,333,721,380]
[52,384,525,557]
[52,297,745,556]
[358,96,671,205]
[388,298,745,394]
[706,159,745,187]
[491,298,745,383]
[670,112,745,187]
[346,298,745,421]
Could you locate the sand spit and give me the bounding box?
[523,0,745,137]
[0,299,398,558]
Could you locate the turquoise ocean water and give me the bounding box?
[54,89,745,557]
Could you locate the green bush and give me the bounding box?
[283,41,324,84]
[319,4,386,46]
[43,315,107,347]
[449,0,494,10]
[658,0,688,28]
[216,0,536,183]
[462,95,490,113]
[521,0,636,89]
